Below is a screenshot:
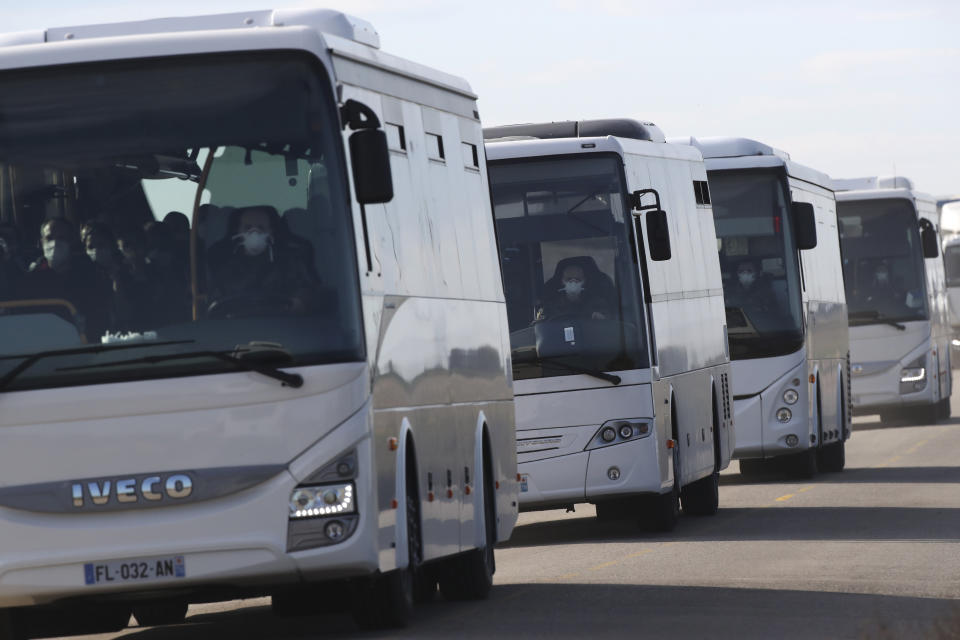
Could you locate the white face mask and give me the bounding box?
[235,230,272,257]
[738,272,756,287]
[43,239,70,270]
[561,279,584,298]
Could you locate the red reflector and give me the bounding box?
[774,215,781,233]
[391,499,398,509]
[428,492,434,502]
[465,485,472,495]
[447,489,454,499]
[388,437,399,451]
[495,481,500,490]
[666,439,676,449]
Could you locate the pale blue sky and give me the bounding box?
[6,0,959,195]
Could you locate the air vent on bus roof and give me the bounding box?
[483,119,666,143]
[38,8,380,49]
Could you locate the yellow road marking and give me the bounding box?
[559,543,674,580]
[905,439,929,455]
[877,454,902,468]
[774,485,814,502]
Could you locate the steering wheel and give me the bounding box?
[206,292,294,319]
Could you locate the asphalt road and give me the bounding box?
[57,398,960,640]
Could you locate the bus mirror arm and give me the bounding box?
[631,189,671,261]
[341,99,394,205]
[920,218,939,258]
[792,202,817,250]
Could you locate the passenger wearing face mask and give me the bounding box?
[537,257,615,322]
[207,205,320,316]
[24,218,112,341]
[725,259,776,315]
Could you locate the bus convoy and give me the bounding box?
[0,7,952,638]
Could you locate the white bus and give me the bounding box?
[835,176,952,424]
[484,119,733,530]
[0,8,517,637]
[673,138,850,477]
[939,202,960,358]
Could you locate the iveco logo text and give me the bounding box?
[71,474,193,508]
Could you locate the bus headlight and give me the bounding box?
[900,356,927,393]
[776,408,792,423]
[586,419,652,450]
[782,389,799,405]
[289,483,355,519]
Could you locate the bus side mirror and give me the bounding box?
[920,219,939,258]
[646,210,672,261]
[792,202,817,250]
[349,128,394,204]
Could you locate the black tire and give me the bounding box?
[133,602,188,627]
[647,446,680,532]
[937,397,951,420]
[880,408,909,427]
[818,440,845,473]
[352,454,421,629]
[439,447,496,601]
[912,403,940,426]
[681,471,719,516]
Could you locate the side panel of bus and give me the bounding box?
[623,149,733,489]
[792,177,850,444]
[920,198,953,402]
[336,80,516,571]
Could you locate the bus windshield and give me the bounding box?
[710,170,804,360]
[0,52,364,391]
[838,198,928,325]
[944,244,960,288]
[489,155,649,381]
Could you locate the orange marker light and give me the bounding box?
[666,439,676,449]
[388,437,399,451]
[465,485,472,495]
[516,473,522,481]
[809,374,816,384]
[447,489,454,499]
[428,491,435,502]
[391,499,398,509]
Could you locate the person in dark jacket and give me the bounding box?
[23,218,113,341]
[537,256,616,322]
[206,205,320,316]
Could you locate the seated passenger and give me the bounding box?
[725,259,776,314]
[537,257,615,321]
[24,218,113,341]
[112,225,190,331]
[81,222,123,281]
[207,205,320,315]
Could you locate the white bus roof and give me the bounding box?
[668,136,832,190]
[833,176,935,206]
[0,8,475,98]
[484,119,703,163]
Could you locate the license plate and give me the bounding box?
[84,555,185,586]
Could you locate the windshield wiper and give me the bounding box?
[848,311,906,331]
[514,354,621,385]
[55,347,304,388]
[0,340,196,393]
